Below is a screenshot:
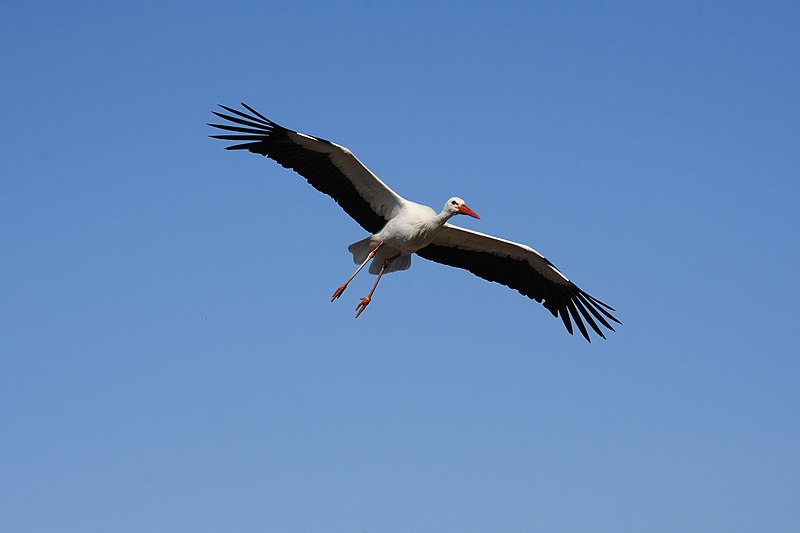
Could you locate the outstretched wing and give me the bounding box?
[209,103,407,233]
[417,224,620,342]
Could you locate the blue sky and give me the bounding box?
[2,1,799,531]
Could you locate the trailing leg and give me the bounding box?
[331,242,382,302]
[355,253,401,318]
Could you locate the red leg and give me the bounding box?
[331,242,382,302]
[355,253,401,318]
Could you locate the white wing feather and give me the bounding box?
[431,223,572,285]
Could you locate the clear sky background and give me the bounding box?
[2,2,799,532]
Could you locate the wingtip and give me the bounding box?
[240,102,272,123]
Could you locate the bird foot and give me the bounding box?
[331,283,348,302]
[354,297,371,318]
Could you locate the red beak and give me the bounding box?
[457,204,480,219]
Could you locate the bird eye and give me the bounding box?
[451,200,458,205]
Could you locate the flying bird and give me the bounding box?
[209,103,620,341]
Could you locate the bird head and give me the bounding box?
[444,197,480,219]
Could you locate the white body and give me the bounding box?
[349,201,458,274]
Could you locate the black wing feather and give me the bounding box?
[209,103,389,233]
[572,296,605,339]
[218,104,273,126]
[416,243,620,341]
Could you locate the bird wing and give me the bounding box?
[416,224,620,342]
[209,103,407,233]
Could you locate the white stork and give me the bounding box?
[209,103,620,341]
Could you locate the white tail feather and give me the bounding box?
[348,237,411,275]
[348,236,380,264]
[369,249,411,274]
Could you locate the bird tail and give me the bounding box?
[348,237,411,274]
[369,249,411,274]
[348,236,380,264]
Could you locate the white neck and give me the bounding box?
[417,209,455,235]
[436,208,457,225]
